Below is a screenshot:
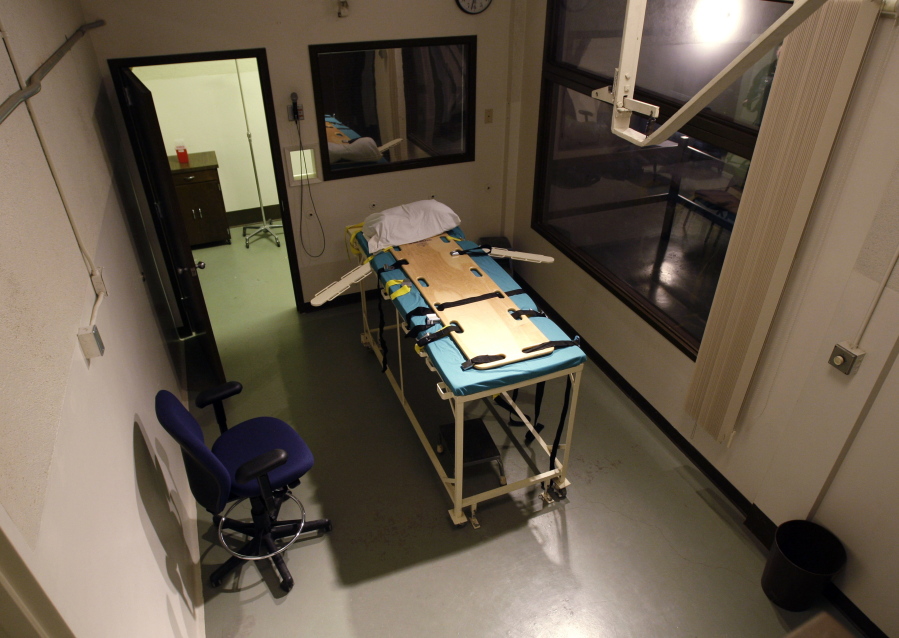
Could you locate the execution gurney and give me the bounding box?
[314,226,586,527]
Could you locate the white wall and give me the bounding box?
[133,59,280,212]
[0,1,204,636]
[815,308,899,637]
[508,2,899,632]
[10,0,892,633]
[79,0,514,302]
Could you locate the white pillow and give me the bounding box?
[363,200,461,252]
[328,137,383,163]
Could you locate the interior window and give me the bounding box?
[533,0,785,355]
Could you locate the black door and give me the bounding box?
[116,67,226,387]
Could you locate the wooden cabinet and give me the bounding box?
[168,151,230,247]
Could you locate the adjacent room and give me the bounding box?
[2,1,897,637]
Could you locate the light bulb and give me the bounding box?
[693,0,742,44]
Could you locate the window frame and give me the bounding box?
[308,35,477,181]
[531,1,766,358]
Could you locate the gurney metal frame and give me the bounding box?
[357,277,583,528]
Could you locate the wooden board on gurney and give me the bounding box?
[310,236,553,307]
[394,235,553,369]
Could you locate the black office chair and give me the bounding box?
[154,382,331,593]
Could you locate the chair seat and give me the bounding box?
[211,417,314,499]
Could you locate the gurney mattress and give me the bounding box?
[357,231,586,396]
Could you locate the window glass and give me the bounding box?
[537,84,749,346]
[554,0,787,127]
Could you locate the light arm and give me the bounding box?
[592,0,830,147]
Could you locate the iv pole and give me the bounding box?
[235,59,282,248]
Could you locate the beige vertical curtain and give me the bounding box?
[685,0,882,443]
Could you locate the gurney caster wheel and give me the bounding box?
[436,443,444,454]
[276,238,281,247]
[547,483,567,502]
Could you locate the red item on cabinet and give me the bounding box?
[175,140,189,164]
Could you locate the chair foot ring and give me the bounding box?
[217,494,306,561]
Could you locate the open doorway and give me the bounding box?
[110,49,302,387]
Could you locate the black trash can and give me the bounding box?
[761,520,847,611]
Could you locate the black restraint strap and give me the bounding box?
[377,296,389,373]
[493,392,517,418]
[528,381,546,445]
[376,259,408,275]
[415,324,461,347]
[450,244,492,257]
[505,288,526,297]
[510,309,546,320]
[522,336,580,353]
[548,375,573,476]
[403,305,439,340]
[406,322,437,340]
[405,306,433,319]
[435,291,503,311]
[461,354,506,371]
[493,388,546,440]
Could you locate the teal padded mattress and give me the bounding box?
[355,229,585,396]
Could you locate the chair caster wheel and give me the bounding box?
[245,240,250,249]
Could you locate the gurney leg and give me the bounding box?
[450,397,467,526]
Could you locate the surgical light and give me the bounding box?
[693,0,742,44]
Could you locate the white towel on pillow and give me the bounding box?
[363,200,461,252]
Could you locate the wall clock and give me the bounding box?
[455,0,492,15]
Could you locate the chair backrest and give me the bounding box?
[154,390,231,513]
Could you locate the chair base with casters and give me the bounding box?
[155,381,331,595]
[211,487,332,592]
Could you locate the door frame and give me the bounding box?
[109,48,305,316]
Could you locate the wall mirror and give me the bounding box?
[309,36,476,180]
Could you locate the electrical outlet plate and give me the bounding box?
[828,341,865,375]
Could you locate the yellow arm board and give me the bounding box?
[390,235,553,369]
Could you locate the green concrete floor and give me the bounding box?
[190,233,860,638]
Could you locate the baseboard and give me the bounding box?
[512,275,887,638]
[745,504,777,549]
[823,585,889,638]
[227,204,281,228]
